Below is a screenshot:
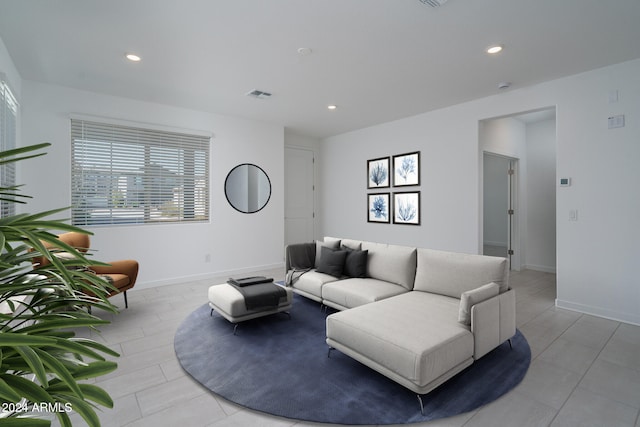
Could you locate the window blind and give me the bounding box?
[0,77,18,218]
[71,119,210,226]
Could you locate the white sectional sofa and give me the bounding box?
[285,236,516,413]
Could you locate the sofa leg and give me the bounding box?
[508,338,513,349]
[417,394,425,416]
[210,308,214,317]
[233,324,239,335]
[327,347,334,358]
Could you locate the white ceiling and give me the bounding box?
[1,0,639,138]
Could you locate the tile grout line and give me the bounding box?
[544,319,623,426]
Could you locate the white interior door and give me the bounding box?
[285,147,315,246]
[483,153,520,270]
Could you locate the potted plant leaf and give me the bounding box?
[0,143,119,426]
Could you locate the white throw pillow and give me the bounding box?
[458,282,500,325]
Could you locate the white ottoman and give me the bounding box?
[208,283,293,333]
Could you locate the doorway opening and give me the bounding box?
[479,107,557,273]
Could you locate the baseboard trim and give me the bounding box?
[522,264,556,273]
[483,241,507,248]
[134,262,285,290]
[556,299,640,326]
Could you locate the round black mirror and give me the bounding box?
[224,163,271,213]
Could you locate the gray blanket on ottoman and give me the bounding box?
[229,281,286,310]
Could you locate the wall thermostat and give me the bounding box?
[560,178,571,187]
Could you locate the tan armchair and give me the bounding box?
[33,232,138,308]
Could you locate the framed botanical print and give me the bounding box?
[392,151,420,187]
[393,191,420,225]
[367,157,390,189]
[367,193,390,223]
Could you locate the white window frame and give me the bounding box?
[71,117,211,226]
[0,74,18,219]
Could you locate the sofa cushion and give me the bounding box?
[326,291,473,388]
[360,241,417,290]
[316,247,348,278]
[315,239,340,268]
[322,278,407,309]
[291,270,340,300]
[342,248,368,278]
[340,239,362,250]
[458,282,499,325]
[413,248,508,298]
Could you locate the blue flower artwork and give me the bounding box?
[393,191,420,225]
[367,193,390,223]
[367,157,390,188]
[392,152,420,186]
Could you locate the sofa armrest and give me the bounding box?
[284,242,316,271]
[470,288,516,359]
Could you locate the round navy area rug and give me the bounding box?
[174,295,530,425]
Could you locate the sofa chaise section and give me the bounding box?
[326,292,474,395]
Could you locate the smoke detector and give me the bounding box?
[419,0,449,7]
[246,89,272,99]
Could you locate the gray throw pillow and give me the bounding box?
[342,247,368,278]
[315,239,340,268]
[316,246,347,278]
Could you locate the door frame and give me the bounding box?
[481,151,521,270]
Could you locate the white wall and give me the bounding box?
[321,59,640,325]
[19,80,285,289]
[525,119,556,272]
[321,106,483,254]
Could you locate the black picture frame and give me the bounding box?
[393,191,420,225]
[367,193,391,223]
[392,151,420,187]
[367,157,390,189]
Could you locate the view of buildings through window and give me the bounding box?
[71,119,210,226]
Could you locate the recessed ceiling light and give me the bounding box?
[486,45,503,54]
[126,53,141,62]
[297,47,312,56]
[327,105,337,110]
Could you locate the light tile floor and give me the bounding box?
[54,268,639,427]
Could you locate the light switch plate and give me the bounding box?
[608,115,625,129]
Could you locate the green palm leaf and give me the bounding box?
[0,377,22,402]
[34,348,83,399]
[0,418,51,426]
[13,346,48,388]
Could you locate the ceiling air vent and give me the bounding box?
[419,0,449,7]
[246,89,272,99]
